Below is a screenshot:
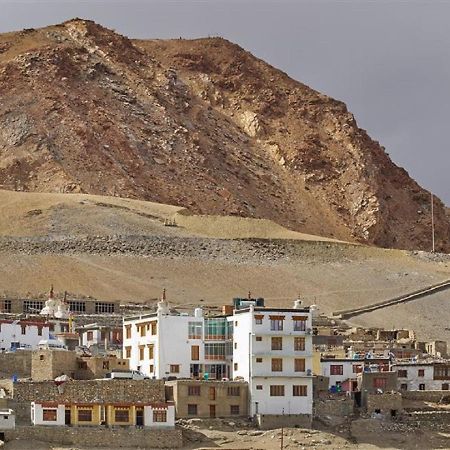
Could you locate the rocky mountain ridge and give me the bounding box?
[0,19,448,251]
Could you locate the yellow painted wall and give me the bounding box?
[70,405,102,426]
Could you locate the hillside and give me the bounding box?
[0,190,448,340]
[0,19,448,251]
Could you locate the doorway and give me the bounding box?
[136,408,144,427]
[65,408,71,426]
[209,405,216,418]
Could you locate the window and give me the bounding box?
[23,300,44,313]
[191,345,200,361]
[270,385,285,396]
[419,383,425,391]
[255,336,262,342]
[37,327,42,336]
[434,365,450,380]
[397,369,408,378]
[230,405,240,415]
[87,331,94,341]
[293,316,307,331]
[373,378,387,390]
[204,318,228,340]
[148,344,154,359]
[234,342,237,349]
[139,325,146,337]
[188,404,198,415]
[188,385,201,396]
[21,325,26,335]
[78,361,87,369]
[125,325,131,339]
[205,343,226,360]
[418,369,425,377]
[271,358,283,372]
[95,302,115,314]
[102,361,109,370]
[227,386,240,396]
[400,383,408,390]
[256,358,263,363]
[254,314,264,325]
[170,365,180,373]
[125,346,131,358]
[293,385,307,396]
[139,346,145,360]
[208,387,216,400]
[153,410,167,422]
[149,365,154,373]
[0,299,12,313]
[271,337,283,350]
[114,409,129,422]
[330,365,343,375]
[270,316,284,331]
[151,322,157,335]
[294,337,305,351]
[442,383,449,390]
[256,385,263,390]
[294,358,306,372]
[42,409,57,421]
[234,363,238,371]
[188,322,202,339]
[39,355,44,361]
[68,301,86,313]
[78,409,93,422]
[352,364,362,374]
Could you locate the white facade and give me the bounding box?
[144,404,175,428]
[123,302,231,379]
[0,320,51,351]
[31,403,66,426]
[320,359,361,389]
[0,409,15,430]
[231,305,313,416]
[394,363,449,390]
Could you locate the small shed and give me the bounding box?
[0,408,15,430]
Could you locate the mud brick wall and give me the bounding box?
[0,350,32,378]
[314,395,354,418]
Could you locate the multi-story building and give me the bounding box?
[77,322,123,353]
[231,301,313,418]
[123,295,232,379]
[393,362,450,391]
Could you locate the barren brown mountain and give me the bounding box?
[0,19,448,251]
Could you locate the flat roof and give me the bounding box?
[234,307,310,314]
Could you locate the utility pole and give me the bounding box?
[280,408,284,450]
[431,192,435,253]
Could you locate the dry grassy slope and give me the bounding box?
[0,19,448,252]
[0,190,448,340]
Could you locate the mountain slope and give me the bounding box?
[0,19,448,251]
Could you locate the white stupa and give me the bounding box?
[40,286,70,319]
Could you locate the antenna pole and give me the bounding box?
[431,193,435,253]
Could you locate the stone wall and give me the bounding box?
[31,349,78,381]
[0,351,32,378]
[11,379,165,423]
[5,425,182,448]
[256,414,312,430]
[314,395,354,418]
[401,390,450,403]
[366,392,402,415]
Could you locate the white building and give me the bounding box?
[231,302,313,417]
[0,408,15,430]
[394,362,450,391]
[78,322,123,352]
[320,357,391,392]
[0,319,51,351]
[123,295,232,379]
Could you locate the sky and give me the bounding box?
[1,0,449,204]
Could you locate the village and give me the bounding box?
[0,287,448,448]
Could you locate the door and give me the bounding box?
[209,404,216,418]
[191,345,199,361]
[209,387,216,400]
[136,408,144,427]
[65,408,71,426]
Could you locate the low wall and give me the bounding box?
[314,395,353,418]
[256,414,311,430]
[401,390,450,403]
[5,425,183,448]
[367,393,402,415]
[0,351,32,378]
